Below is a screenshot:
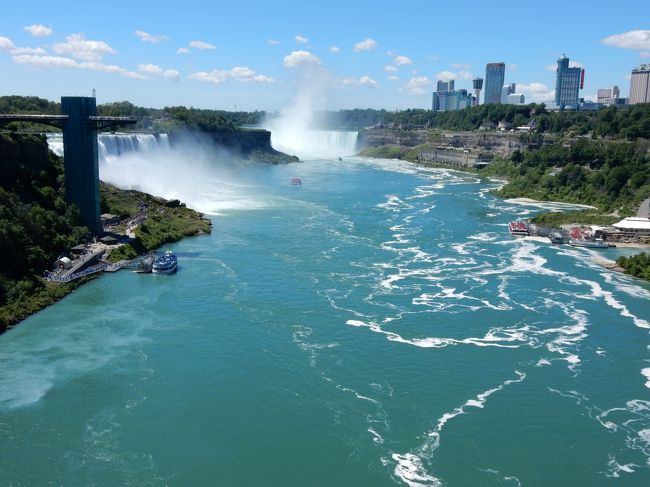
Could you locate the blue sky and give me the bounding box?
[0,0,648,111]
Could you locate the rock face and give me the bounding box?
[168,128,298,163]
[358,128,532,158]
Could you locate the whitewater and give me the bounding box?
[1,133,650,486]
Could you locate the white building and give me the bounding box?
[629,65,650,105]
[501,83,526,105]
[612,217,650,235]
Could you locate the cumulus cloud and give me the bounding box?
[53,33,115,61]
[135,30,168,43]
[0,36,16,50]
[330,46,340,53]
[602,30,650,51]
[13,54,77,67]
[189,66,273,84]
[394,55,412,66]
[388,75,399,81]
[11,46,46,54]
[517,82,555,102]
[138,63,163,75]
[80,61,147,79]
[190,40,216,50]
[267,39,280,45]
[544,63,557,72]
[402,76,433,95]
[24,24,53,37]
[436,69,473,82]
[12,53,146,79]
[353,38,377,52]
[384,65,398,72]
[137,64,180,81]
[450,62,470,69]
[283,50,321,68]
[164,69,180,81]
[507,63,518,71]
[294,35,309,44]
[340,75,378,88]
[177,47,190,54]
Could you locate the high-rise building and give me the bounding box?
[472,78,484,106]
[597,86,621,105]
[484,63,505,104]
[432,83,473,112]
[629,65,650,105]
[500,83,525,105]
[555,54,583,109]
[437,80,455,92]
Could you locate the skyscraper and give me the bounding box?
[554,54,582,109]
[484,63,505,104]
[437,80,454,92]
[629,64,650,105]
[472,78,484,106]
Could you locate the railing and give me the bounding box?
[46,263,108,283]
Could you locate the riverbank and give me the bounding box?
[0,183,212,334]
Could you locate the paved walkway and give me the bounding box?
[638,198,650,219]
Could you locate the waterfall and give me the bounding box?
[46,133,170,161]
[98,133,170,159]
[269,129,359,159]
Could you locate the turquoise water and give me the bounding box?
[1,156,650,486]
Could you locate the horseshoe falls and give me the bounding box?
[1,155,649,486]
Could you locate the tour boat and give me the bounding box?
[152,250,178,274]
[549,231,569,244]
[569,238,609,249]
[508,220,530,236]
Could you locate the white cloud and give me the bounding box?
[435,69,473,82]
[429,55,440,61]
[641,51,650,58]
[135,30,168,43]
[569,60,583,68]
[283,50,321,68]
[53,33,115,61]
[79,61,147,79]
[602,30,650,51]
[450,62,470,69]
[13,54,77,67]
[394,55,412,66]
[138,63,163,75]
[402,76,433,95]
[388,75,399,81]
[545,64,557,72]
[164,69,180,81]
[341,75,378,88]
[353,38,377,52]
[507,63,518,71]
[295,35,309,44]
[12,53,146,79]
[384,65,398,72]
[137,64,179,81]
[24,24,53,37]
[0,36,15,50]
[189,40,216,50]
[189,66,273,84]
[177,47,190,54]
[11,46,46,54]
[267,39,280,45]
[517,82,555,102]
[623,74,632,80]
[330,46,340,53]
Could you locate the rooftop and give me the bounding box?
[613,217,650,230]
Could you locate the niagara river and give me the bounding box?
[1,145,650,486]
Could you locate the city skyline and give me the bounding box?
[0,0,648,111]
